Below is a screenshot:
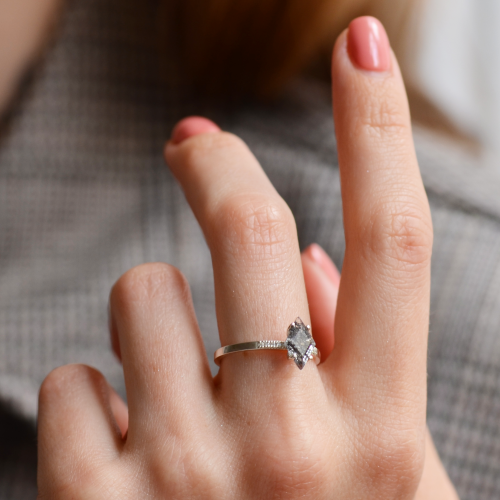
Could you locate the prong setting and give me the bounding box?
[285,317,316,370]
[213,318,320,368]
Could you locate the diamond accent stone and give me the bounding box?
[285,317,315,370]
[258,340,284,349]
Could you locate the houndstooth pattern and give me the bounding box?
[1,1,500,498]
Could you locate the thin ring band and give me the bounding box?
[213,318,321,370]
[214,341,320,366]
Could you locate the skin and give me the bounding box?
[301,245,458,499]
[0,0,62,114]
[37,23,459,500]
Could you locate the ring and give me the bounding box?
[214,318,320,370]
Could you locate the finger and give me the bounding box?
[301,244,339,360]
[38,364,122,497]
[303,243,341,288]
[108,263,213,444]
[165,118,319,388]
[108,384,128,438]
[414,429,459,500]
[329,18,433,407]
[172,116,221,144]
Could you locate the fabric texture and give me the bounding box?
[1,1,500,498]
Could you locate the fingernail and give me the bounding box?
[171,116,221,144]
[303,244,341,287]
[347,16,391,72]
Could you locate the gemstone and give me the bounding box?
[285,317,315,370]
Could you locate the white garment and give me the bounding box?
[412,0,500,169]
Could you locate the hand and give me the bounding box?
[38,17,448,499]
[302,244,458,499]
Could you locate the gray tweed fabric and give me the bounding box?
[1,1,500,498]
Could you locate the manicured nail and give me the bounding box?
[303,244,340,287]
[347,16,391,72]
[301,248,338,359]
[171,116,221,144]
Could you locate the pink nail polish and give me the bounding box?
[171,116,221,144]
[347,16,391,72]
[303,244,341,287]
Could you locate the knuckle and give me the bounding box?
[253,446,331,499]
[42,469,126,500]
[145,442,224,499]
[47,475,94,500]
[243,423,332,499]
[111,263,189,307]
[211,194,297,261]
[359,199,433,269]
[39,364,102,403]
[362,428,425,496]
[358,91,410,139]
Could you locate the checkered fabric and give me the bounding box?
[1,1,500,498]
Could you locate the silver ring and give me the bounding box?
[214,318,320,370]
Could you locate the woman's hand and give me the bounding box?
[302,243,458,500]
[37,17,453,499]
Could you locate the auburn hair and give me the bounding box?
[161,0,420,98]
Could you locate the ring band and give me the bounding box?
[214,318,320,370]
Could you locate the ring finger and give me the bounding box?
[164,118,322,396]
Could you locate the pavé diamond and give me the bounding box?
[285,317,315,370]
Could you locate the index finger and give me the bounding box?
[325,18,433,416]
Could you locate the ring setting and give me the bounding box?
[214,317,320,370]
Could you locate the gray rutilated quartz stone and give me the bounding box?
[285,317,315,369]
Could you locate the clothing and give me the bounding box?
[1,1,500,498]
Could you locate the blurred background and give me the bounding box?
[368,0,500,166]
[1,0,498,163]
[0,1,499,499]
[402,0,500,167]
